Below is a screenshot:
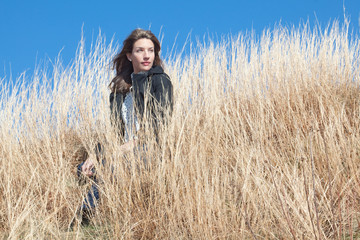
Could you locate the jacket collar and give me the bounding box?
[148,65,164,75]
[131,65,164,86]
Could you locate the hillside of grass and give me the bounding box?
[1,22,359,239]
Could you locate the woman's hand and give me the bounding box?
[81,158,95,177]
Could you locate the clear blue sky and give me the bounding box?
[0,0,359,80]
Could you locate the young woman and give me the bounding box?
[72,29,173,227]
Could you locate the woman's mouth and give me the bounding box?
[142,62,151,66]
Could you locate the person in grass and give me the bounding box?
[73,28,173,227]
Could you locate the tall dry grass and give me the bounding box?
[1,21,360,239]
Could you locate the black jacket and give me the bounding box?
[109,65,173,138]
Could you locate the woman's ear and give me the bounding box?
[126,53,132,62]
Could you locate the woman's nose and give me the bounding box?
[143,50,149,58]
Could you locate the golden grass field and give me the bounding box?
[1,21,360,239]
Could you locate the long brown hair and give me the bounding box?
[109,29,163,94]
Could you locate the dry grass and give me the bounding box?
[1,21,360,239]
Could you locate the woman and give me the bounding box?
[74,28,173,227]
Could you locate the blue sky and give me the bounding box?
[0,0,359,80]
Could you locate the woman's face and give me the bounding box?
[127,38,155,73]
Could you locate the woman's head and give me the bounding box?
[127,38,155,73]
[110,29,162,93]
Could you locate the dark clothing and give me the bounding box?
[77,65,173,214]
[109,65,173,139]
